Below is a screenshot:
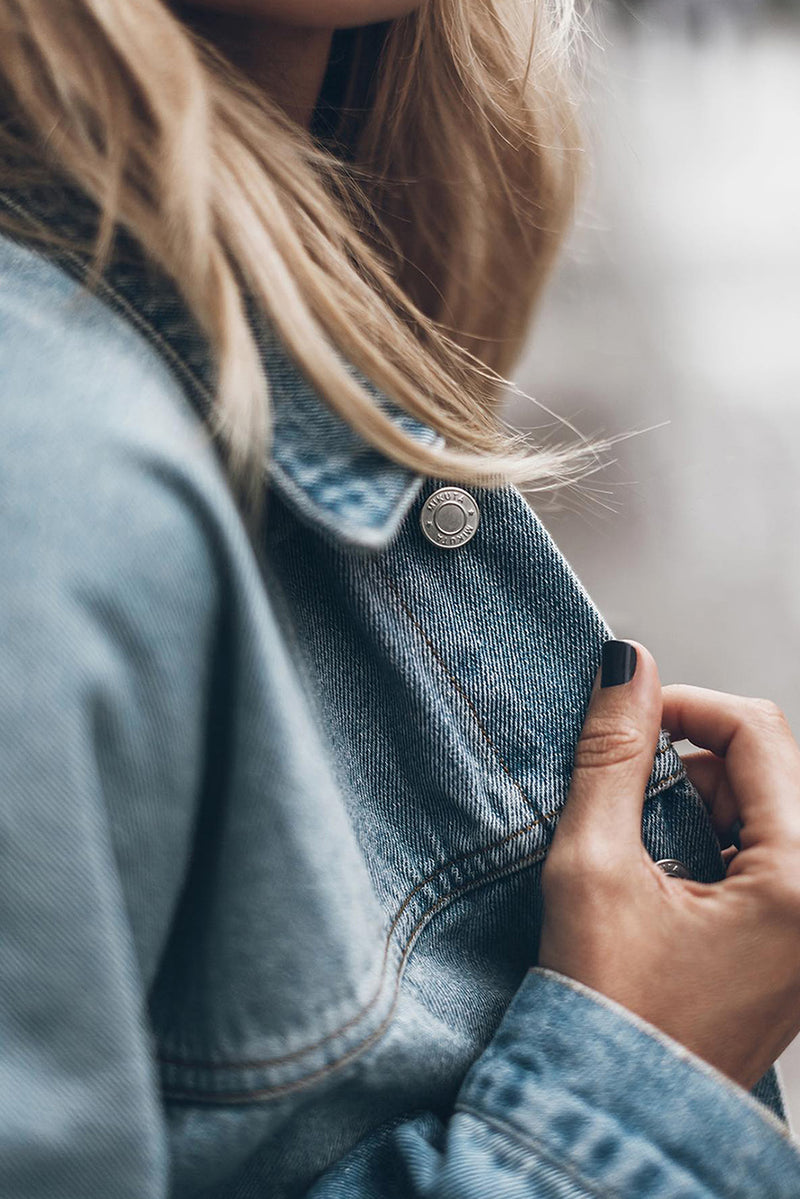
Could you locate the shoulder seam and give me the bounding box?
[0,194,215,423]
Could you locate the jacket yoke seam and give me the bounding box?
[159,845,551,1103]
[157,806,562,1074]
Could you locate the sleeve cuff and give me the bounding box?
[456,966,800,1198]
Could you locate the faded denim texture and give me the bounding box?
[0,180,798,1198]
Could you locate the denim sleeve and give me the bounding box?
[310,967,800,1198]
[0,309,223,1194]
[0,483,221,1197]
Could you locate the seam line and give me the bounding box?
[157,806,561,1073]
[454,1104,626,1199]
[160,847,550,1103]
[645,768,685,800]
[0,193,216,410]
[382,572,538,813]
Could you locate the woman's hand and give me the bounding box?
[538,639,800,1092]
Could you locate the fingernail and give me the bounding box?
[601,640,637,688]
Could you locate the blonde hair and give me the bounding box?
[0,0,604,522]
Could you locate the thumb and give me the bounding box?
[557,639,663,853]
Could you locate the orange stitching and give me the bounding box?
[160,845,550,1103]
[645,768,686,800]
[382,574,538,814]
[158,764,694,1093]
[158,764,694,1100]
[157,802,562,1072]
[158,766,686,1077]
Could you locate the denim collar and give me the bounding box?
[261,326,443,549]
[0,178,442,550]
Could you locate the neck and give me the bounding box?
[176,8,334,129]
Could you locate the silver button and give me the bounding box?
[655,859,693,880]
[420,487,480,549]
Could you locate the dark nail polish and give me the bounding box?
[601,640,637,688]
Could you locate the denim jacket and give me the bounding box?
[0,179,798,1199]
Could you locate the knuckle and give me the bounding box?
[574,715,648,771]
[760,852,800,915]
[765,875,800,920]
[749,697,788,728]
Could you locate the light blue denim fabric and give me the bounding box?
[0,182,798,1199]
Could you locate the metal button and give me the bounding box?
[419,487,480,549]
[655,859,693,880]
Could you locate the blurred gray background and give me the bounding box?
[508,0,800,1130]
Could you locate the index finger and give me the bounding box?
[661,683,800,840]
